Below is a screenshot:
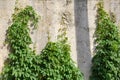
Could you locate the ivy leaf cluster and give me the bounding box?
[38,41,83,80]
[37,7,83,79]
[90,2,120,80]
[0,5,84,80]
[0,6,40,80]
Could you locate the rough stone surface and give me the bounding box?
[0,0,120,80]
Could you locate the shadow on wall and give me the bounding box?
[74,0,92,80]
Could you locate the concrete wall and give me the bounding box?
[0,0,15,73]
[74,0,91,80]
[0,0,120,80]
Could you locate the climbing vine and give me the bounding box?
[90,2,120,80]
[0,6,39,80]
[38,41,83,80]
[37,4,83,80]
[0,4,83,80]
[38,14,83,79]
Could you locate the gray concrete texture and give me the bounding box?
[0,0,120,80]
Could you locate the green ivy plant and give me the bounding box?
[38,41,83,80]
[90,2,120,80]
[0,5,84,80]
[0,6,40,80]
[38,25,84,80]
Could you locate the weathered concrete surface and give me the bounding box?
[1,0,120,80]
[74,0,92,80]
[105,0,120,24]
[0,0,15,73]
